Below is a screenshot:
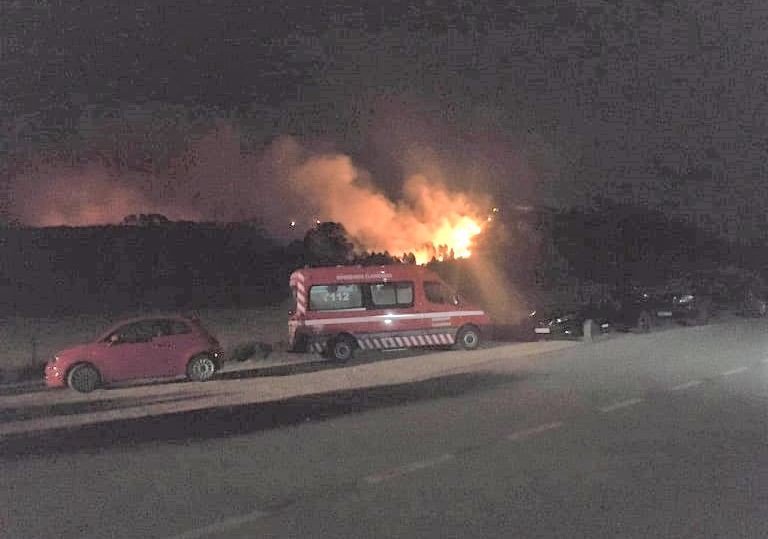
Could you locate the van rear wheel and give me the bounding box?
[456,326,481,351]
[328,336,355,362]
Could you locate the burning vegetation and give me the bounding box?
[287,154,489,264]
[9,127,492,263]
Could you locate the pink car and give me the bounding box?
[45,315,223,392]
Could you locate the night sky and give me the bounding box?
[2,0,768,240]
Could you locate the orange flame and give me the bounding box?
[11,130,491,264]
[288,155,489,264]
[411,215,484,264]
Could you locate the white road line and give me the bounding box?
[670,380,704,391]
[722,366,749,377]
[363,453,455,485]
[505,421,563,441]
[598,398,644,413]
[167,509,270,539]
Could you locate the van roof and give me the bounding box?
[290,264,441,284]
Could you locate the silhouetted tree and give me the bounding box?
[122,214,170,226]
[303,221,354,266]
[355,251,399,265]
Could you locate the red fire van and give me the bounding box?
[288,264,492,361]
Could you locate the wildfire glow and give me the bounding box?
[289,154,490,265]
[410,215,484,264]
[11,128,492,265]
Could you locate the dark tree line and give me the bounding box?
[302,221,418,267]
[0,222,299,316]
[1,204,762,318]
[424,202,767,314]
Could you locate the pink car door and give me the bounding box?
[149,319,199,376]
[102,320,173,381]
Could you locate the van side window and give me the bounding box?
[425,281,453,305]
[370,282,414,308]
[309,285,364,311]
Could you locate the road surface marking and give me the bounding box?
[167,509,270,539]
[598,398,644,413]
[670,380,704,391]
[363,453,455,484]
[721,367,749,377]
[505,421,563,441]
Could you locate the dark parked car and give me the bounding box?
[532,306,612,339]
[532,285,712,339]
[607,287,711,332]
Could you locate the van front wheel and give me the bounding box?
[328,336,355,362]
[456,326,481,351]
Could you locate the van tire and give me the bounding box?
[328,336,355,362]
[456,326,481,351]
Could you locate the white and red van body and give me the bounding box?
[288,264,492,359]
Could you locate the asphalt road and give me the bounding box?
[2,320,768,538]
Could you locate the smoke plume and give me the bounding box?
[8,125,489,260]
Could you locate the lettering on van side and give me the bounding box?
[335,273,394,282]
